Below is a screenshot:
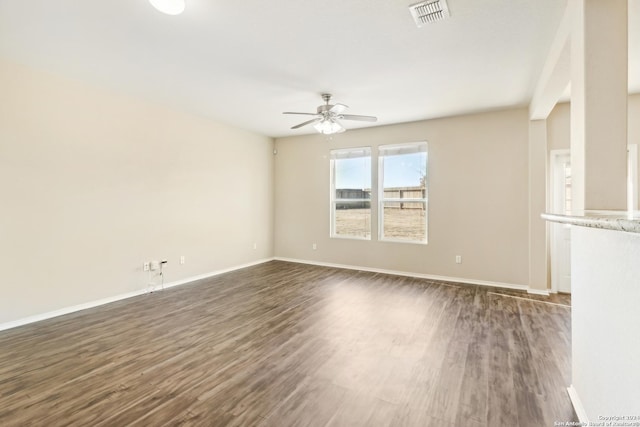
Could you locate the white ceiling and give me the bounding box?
[0,0,637,138]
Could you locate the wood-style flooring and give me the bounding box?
[0,261,576,426]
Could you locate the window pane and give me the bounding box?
[379,142,428,243]
[334,154,371,199]
[382,202,426,242]
[381,151,426,191]
[331,147,372,240]
[334,201,371,239]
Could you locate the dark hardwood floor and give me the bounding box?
[0,261,576,426]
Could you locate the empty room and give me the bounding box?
[1,0,639,426]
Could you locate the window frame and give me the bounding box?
[377,142,428,244]
[329,147,372,240]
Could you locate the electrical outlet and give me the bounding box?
[253,243,257,250]
[455,255,462,264]
[143,262,150,271]
[180,256,185,265]
[312,243,317,250]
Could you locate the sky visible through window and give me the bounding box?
[335,152,427,189]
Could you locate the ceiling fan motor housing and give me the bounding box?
[318,93,334,114]
[317,105,333,114]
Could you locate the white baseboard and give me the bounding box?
[527,288,550,296]
[274,257,529,292]
[0,289,148,333]
[567,385,589,423]
[0,257,274,333]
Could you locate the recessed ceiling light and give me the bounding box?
[149,0,185,15]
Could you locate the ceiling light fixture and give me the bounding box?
[313,118,345,135]
[283,94,377,135]
[149,0,185,15]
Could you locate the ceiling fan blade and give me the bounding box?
[329,103,348,114]
[283,112,319,116]
[291,117,322,129]
[338,114,378,122]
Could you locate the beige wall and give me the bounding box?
[5,55,635,326]
[528,120,548,291]
[274,108,530,286]
[547,102,571,151]
[0,60,274,325]
[631,94,640,147]
[547,95,640,197]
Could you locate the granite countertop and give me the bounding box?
[541,210,640,233]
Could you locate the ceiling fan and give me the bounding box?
[283,94,377,135]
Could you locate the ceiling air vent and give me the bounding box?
[409,0,450,27]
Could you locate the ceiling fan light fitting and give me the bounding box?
[149,0,185,15]
[314,119,344,135]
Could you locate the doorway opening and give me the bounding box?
[549,145,638,294]
[550,150,572,293]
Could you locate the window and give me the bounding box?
[330,147,371,239]
[378,142,428,243]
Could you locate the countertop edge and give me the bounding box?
[541,212,640,233]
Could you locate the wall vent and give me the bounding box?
[409,0,450,27]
